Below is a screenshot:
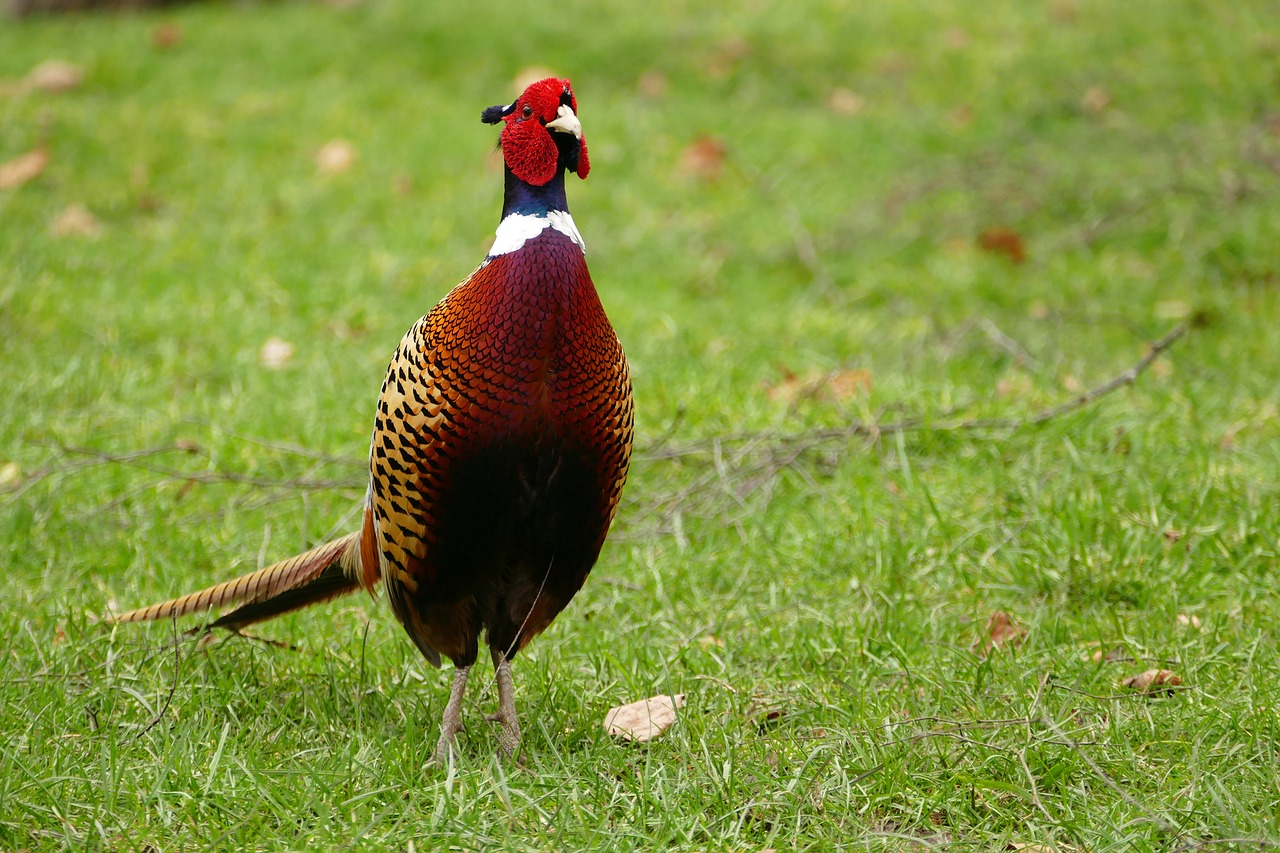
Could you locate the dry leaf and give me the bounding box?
[173,438,201,453]
[977,227,1027,264]
[1082,86,1111,114]
[679,136,727,181]
[50,203,102,237]
[152,22,184,49]
[53,624,67,645]
[1081,644,1127,663]
[604,693,685,743]
[949,103,974,129]
[0,461,21,488]
[1121,669,1183,694]
[27,60,84,92]
[637,70,667,99]
[259,337,295,369]
[697,635,724,649]
[315,139,357,175]
[1050,0,1078,22]
[766,367,872,405]
[705,36,750,79]
[1176,614,1202,629]
[827,87,865,117]
[0,147,49,190]
[1163,527,1184,543]
[973,610,1025,656]
[513,66,557,91]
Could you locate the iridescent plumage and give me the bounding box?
[113,77,633,763]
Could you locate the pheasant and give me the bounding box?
[111,77,634,763]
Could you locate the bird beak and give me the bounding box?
[545,104,582,140]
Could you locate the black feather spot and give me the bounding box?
[481,104,508,125]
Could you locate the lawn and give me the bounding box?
[2,0,1279,849]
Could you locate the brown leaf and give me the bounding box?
[766,367,872,405]
[27,60,84,92]
[1121,668,1183,695]
[314,139,357,175]
[973,610,1025,656]
[604,694,685,743]
[637,70,667,100]
[53,624,67,645]
[50,203,102,237]
[1176,613,1202,629]
[949,103,974,129]
[259,337,295,369]
[977,227,1027,264]
[0,461,21,488]
[173,438,201,453]
[827,87,865,117]
[679,136,727,181]
[1082,86,1111,114]
[152,22,184,50]
[0,147,49,190]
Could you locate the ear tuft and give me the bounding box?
[480,104,508,125]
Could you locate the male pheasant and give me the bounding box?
[112,77,634,763]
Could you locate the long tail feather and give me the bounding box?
[110,531,365,630]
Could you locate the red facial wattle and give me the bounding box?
[488,77,590,186]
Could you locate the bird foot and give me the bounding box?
[431,664,472,767]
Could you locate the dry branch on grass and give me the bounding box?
[4,325,1188,538]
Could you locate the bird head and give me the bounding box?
[481,77,590,187]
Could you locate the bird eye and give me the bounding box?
[522,104,533,119]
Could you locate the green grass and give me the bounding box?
[3,0,1280,849]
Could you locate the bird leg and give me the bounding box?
[433,664,471,765]
[485,648,522,759]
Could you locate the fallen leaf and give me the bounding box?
[637,70,667,99]
[173,438,201,453]
[1049,0,1078,22]
[53,624,67,645]
[259,337,295,369]
[1081,644,1127,663]
[766,367,872,404]
[1120,668,1183,695]
[315,139,357,175]
[977,227,1027,264]
[679,136,727,181]
[827,87,865,117]
[50,203,102,237]
[1176,613,1202,629]
[949,103,974,129]
[513,66,557,91]
[152,22,184,49]
[705,36,750,79]
[944,28,971,49]
[973,610,1025,656]
[604,693,685,743]
[697,635,724,649]
[0,461,21,487]
[1163,527,1184,543]
[27,60,83,92]
[1082,86,1111,114]
[0,147,49,190]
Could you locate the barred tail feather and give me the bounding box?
[109,531,365,630]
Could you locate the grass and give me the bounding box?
[2,0,1280,848]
